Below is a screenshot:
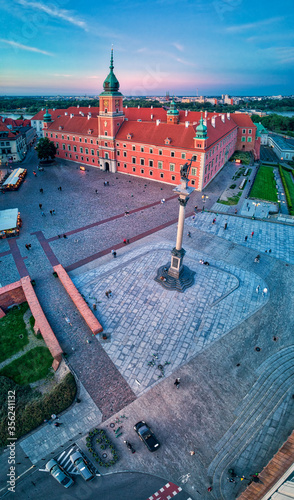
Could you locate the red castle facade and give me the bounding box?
[40,50,259,191]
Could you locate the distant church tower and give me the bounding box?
[167,99,179,124]
[98,49,124,173]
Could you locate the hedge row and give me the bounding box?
[0,372,76,447]
[279,165,294,215]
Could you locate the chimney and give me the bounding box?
[227,112,230,120]
[77,105,80,108]
[53,108,56,111]
[211,116,216,128]
[185,110,188,117]
[65,112,68,116]
[221,114,225,123]
[151,105,153,109]
[88,105,91,108]
[138,105,140,109]
[70,113,74,118]
[156,119,161,126]
[203,119,207,126]
[151,114,153,120]
[185,121,190,128]
[87,114,91,120]
[125,105,128,108]
[205,110,208,118]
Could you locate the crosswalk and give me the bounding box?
[39,444,99,476]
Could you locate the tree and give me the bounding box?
[35,137,57,161]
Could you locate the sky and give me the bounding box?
[0,0,293,96]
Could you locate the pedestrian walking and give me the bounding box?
[224,223,227,230]
[58,186,62,191]
[227,477,236,483]
[54,422,62,427]
[126,239,130,244]
[39,203,42,209]
[123,239,127,244]
[208,487,212,492]
[174,378,180,388]
[194,205,198,211]
[63,234,67,238]
[256,285,260,293]
[51,414,57,420]
[50,210,53,215]
[105,291,109,299]
[41,211,45,216]
[95,189,98,193]
[189,451,195,456]
[234,209,237,214]
[212,218,216,224]
[108,290,112,297]
[25,244,30,250]
[40,188,43,194]
[33,171,37,176]
[187,231,191,237]
[251,231,254,237]
[111,250,116,258]
[245,235,248,241]
[262,287,268,297]
[52,209,56,215]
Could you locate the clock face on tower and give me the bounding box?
[103,100,109,108]
[115,100,120,107]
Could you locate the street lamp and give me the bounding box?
[252,202,260,219]
[155,160,196,292]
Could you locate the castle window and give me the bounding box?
[50,133,53,138]
[241,137,246,142]
[105,109,107,113]
[141,169,144,174]
[192,155,197,161]
[73,146,77,152]
[248,129,252,134]
[67,145,71,151]
[62,144,65,150]
[132,157,136,164]
[140,158,144,166]
[158,161,163,169]
[56,143,59,148]
[141,147,144,152]
[132,145,136,151]
[132,167,136,172]
[73,137,75,141]
[117,162,120,166]
[90,139,93,144]
[91,149,94,155]
[105,142,108,147]
[169,163,175,172]
[124,163,127,168]
[242,129,246,134]
[97,150,99,156]
[55,134,58,138]
[105,131,108,136]
[247,137,252,142]
[171,175,175,181]
[149,170,153,176]
[85,148,89,154]
[117,150,120,156]
[81,156,84,160]
[123,144,126,148]
[149,148,153,154]
[181,153,186,159]
[62,135,64,139]
[67,136,70,141]
[149,159,153,167]
[191,167,197,176]
[160,173,164,178]
[158,149,162,155]
[191,179,195,185]
[105,152,109,159]
[79,137,82,142]
[80,147,83,153]
[75,155,78,159]
[123,151,127,157]
[85,139,87,143]
[171,151,175,157]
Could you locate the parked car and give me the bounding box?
[45,459,74,488]
[133,421,160,452]
[70,451,95,481]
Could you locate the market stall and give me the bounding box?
[2,168,27,191]
[0,208,22,238]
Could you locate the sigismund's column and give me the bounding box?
[168,176,194,279]
[155,164,195,292]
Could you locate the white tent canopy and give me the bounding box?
[0,208,19,231]
[3,168,25,187]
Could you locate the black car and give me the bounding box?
[133,421,160,452]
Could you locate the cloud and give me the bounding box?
[15,0,88,31]
[172,42,184,52]
[175,57,196,67]
[53,74,73,77]
[0,38,53,55]
[261,46,294,64]
[226,16,284,33]
[246,32,294,43]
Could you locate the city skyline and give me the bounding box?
[0,0,293,96]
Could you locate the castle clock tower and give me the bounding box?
[98,49,124,173]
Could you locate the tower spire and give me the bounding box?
[110,46,114,71]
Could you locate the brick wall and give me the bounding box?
[0,281,26,311]
[53,264,103,335]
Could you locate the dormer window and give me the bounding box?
[165,138,171,145]
[88,129,93,135]
[105,109,108,113]
[59,126,63,130]
[116,109,119,113]
[127,133,133,140]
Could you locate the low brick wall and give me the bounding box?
[53,264,103,335]
[0,281,26,311]
[20,276,63,369]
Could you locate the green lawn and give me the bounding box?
[0,303,30,363]
[0,347,53,385]
[249,166,278,202]
[218,192,242,205]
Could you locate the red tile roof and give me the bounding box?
[31,107,99,121]
[46,115,98,135]
[0,122,17,138]
[231,113,257,128]
[31,108,67,121]
[117,112,236,149]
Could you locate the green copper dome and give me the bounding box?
[195,112,207,139]
[100,49,122,96]
[167,99,179,116]
[43,109,51,122]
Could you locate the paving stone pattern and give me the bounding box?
[72,242,267,395]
